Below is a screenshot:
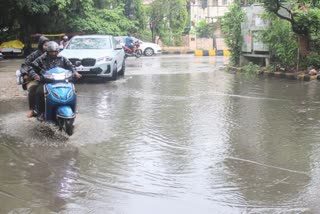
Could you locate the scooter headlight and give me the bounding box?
[67,89,74,99]
[52,91,61,99]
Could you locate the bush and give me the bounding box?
[242,62,262,75]
[304,52,320,68]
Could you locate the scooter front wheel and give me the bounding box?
[135,49,143,58]
[64,119,74,136]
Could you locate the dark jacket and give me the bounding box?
[18,36,49,90]
[25,36,49,66]
[29,53,75,79]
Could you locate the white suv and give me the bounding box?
[115,36,161,56]
[59,35,126,81]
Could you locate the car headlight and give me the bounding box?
[97,57,113,62]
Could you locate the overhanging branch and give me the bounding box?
[275,5,293,23]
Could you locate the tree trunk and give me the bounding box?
[297,34,309,57]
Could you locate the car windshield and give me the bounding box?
[67,37,111,49]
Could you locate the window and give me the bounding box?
[201,0,207,8]
[212,0,218,6]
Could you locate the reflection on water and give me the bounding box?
[1,56,320,213]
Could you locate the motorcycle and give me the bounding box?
[123,41,143,58]
[40,67,77,136]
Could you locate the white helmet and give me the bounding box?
[46,41,60,52]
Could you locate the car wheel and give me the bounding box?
[144,48,154,56]
[118,59,126,76]
[110,63,118,81]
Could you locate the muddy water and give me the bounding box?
[0,55,319,213]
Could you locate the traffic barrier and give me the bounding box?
[193,49,230,56]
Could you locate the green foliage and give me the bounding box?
[260,13,298,67]
[261,0,320,35]
[304,52,320,68]
[0,0,145,42]
[195,20,213,38]
[148,0,188,45]
[242,62,262,75]
[221,3,245,66]
[136,30,152,42]
[69,6,136,35]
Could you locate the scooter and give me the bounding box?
[40,67,77,136]
[123,41,143,58]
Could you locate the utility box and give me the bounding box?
[241,4,269,53]
[241,4,270,65]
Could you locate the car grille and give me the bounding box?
[69,58,80,65]
[68,58,96,67]
[82,58,96,67]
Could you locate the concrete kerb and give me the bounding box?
[161,49,231,56]
[226,66,319,82]
[162,50,195,55]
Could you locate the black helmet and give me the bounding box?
[46,41,60,52]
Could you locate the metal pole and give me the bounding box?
[297,47,300,72]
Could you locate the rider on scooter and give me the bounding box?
[125,33,135,52]
[21,36,49,118]
[29,41,81,120]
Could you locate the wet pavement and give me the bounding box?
[0,55,320,213]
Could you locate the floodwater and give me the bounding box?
[0,55,319,213]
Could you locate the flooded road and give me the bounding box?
[1,55,320,213]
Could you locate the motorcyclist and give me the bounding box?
[59,35,69,49]
[125,33,134,52]
[20,36,49,118]
[29,41,81,120]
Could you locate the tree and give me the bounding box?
[221,3,245,66]
[195,20,213,38]
[260,13,298,67]
[261,0,320,57]
[92,0,147,32]
[0,0,142,42]
[69,5,136,35]
[148,0,188,45]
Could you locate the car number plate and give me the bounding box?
[76,67,90,72]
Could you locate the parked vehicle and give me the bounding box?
[0,40,24,57]
[115,36,161,56]
[122,40,143,58]
[59,35,126,81]
[39,67,77,136]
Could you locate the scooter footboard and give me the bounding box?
[56,106,75,119]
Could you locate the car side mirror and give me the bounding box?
[75,61,81,67]
[115,44,123,50]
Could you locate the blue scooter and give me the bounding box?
[41,67,77,136]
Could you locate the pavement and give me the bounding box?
[0,59,26,100]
